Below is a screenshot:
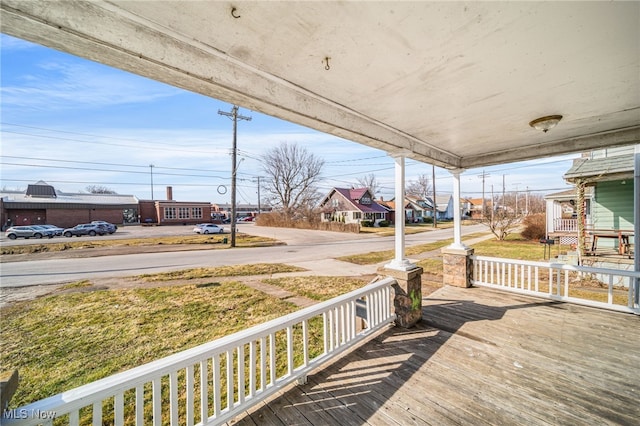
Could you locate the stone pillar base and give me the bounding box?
[377,266,423,328]
[441,246,475,288]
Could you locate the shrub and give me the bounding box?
[361,220,374,227]
[521,213,546,240]
[378,220,390,227]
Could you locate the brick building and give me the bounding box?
[0,181,139,229]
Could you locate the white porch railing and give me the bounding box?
[472,255,640,315]
[2,278,396,426]
[552,218,578,232]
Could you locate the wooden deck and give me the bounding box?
[230,286,640,425]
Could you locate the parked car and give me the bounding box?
[30,225,57,238]
[63,223,108,237]
[5,225,54,239]
[91,220,117,234]
[39,224,64,236]
[193,223,224,234]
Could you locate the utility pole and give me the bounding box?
[491,184,495,223]
[432,164,437,228]
[218,105,251,247]
[149,164,155,200]
[502,174,506,209]
[477,170,490,219]
[255,176,262,215]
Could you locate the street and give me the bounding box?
[0,224,488,288]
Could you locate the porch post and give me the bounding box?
[385,153,415,271]
[447,169,468,251]
[634,145,639,306]
[441,169,474,288]
[379,153,422,328]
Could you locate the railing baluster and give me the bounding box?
[213,353,221,417]
[152,378,162,426]
[237,344,245,404]
[322,312,329,355]
[249,340,256,397]
[340,304,346,344]
[226,350,234,410]
[286,325,294,376]
[92,401,102,426]
[68,410,79,426]
[200,360,208,423]
[114,392,124,426]
[269,333,276,387]
[169,372,178,425]
[135,385,144,425]
[186,365,194,426]
[302,320,309,367]
[608,274,614,305]
[259,337,267,392]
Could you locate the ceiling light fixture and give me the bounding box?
[529,115,563,133]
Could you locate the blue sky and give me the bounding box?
[1,34,576,204]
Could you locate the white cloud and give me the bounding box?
[2,60,181,110]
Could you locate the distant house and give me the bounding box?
[557,146,635,253]
[427,194,454,220]
[405,195,433,222]
[319,188,388,224]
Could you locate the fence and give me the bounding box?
[2,278,396,426]
[472,255,639,315]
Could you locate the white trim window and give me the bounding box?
[164,207,176,219]
[191,207,203,219]
[179,207,190,219]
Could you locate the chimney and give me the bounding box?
[166,186,173,201]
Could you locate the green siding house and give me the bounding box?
[563,147,635,254]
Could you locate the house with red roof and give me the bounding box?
[319,187,389,225]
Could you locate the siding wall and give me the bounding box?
[593,180,635,247]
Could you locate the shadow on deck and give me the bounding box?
[231,286,640,425]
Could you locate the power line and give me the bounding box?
[1,122,219,149]
[0,155,229,174]
[1,129,227,155]
[0,162,231,179]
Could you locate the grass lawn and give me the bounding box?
[337,232,490,265]
[262,276,371,301]
[0,263,364,408]
[1,281,299,407]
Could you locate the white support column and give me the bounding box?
[634,145,639,306]
[385,154,415,271]
[446,169,469,251]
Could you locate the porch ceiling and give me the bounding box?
[2,1,639,169]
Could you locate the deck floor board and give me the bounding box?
[230,286,640,425]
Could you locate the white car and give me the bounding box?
[193,224,224,234]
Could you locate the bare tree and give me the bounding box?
[85,185,117,194]
[261,142,324,219]
[406,174,431,199]
[356,173,380,198]
[481,196,521,240]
